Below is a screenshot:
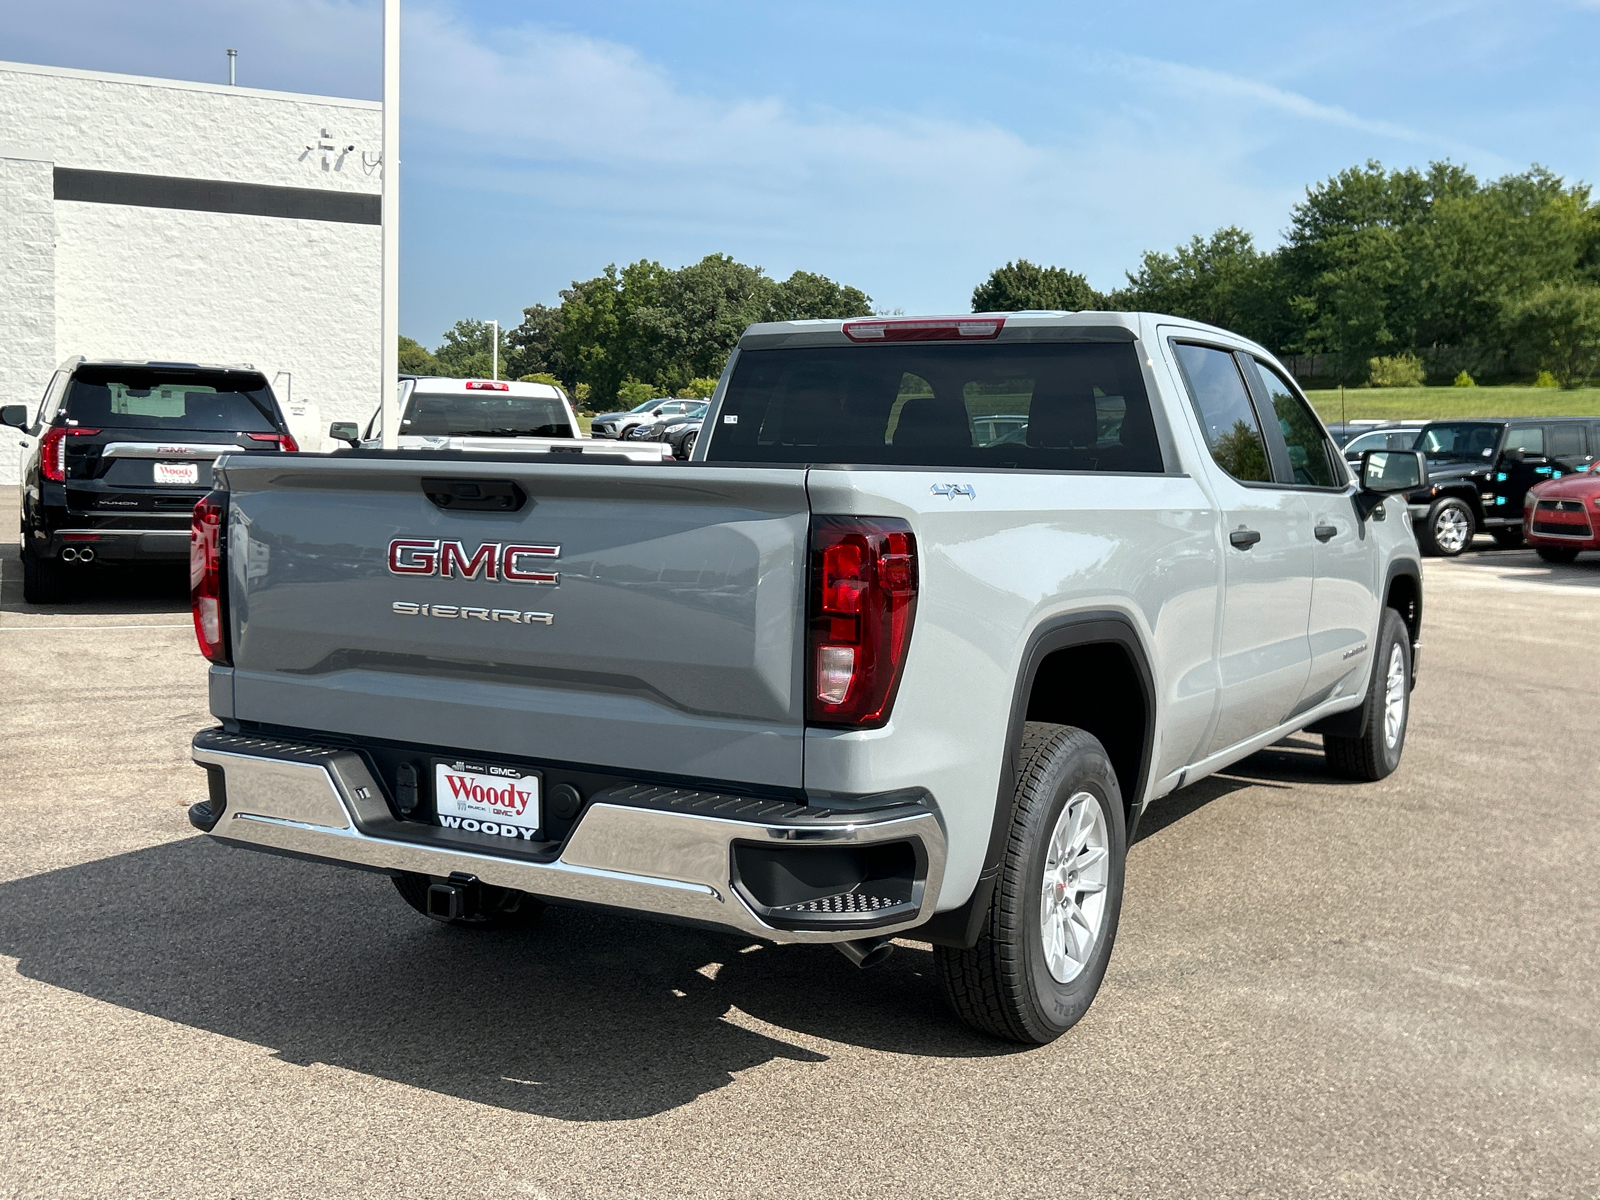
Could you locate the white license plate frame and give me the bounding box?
[153,461,200,486]
[433,758,542,841]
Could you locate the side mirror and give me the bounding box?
[0,405,27,430]
[1360,449,1426,494]
[329,421,360,447]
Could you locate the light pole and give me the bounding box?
[378,0,400,449]
[487,319,499,381]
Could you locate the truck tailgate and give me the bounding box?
[217,456,809,788]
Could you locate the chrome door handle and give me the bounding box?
[1314,523,1338,542]
[1229,528,1262,550]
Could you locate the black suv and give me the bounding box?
[3,359,298,603]
[1405,417,1599,555]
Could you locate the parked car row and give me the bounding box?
[588,396,706,442]
[622,401,707,459]
[1330,417,1600,556]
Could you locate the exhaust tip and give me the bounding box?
[77,546,95,563]
[835,936,895,969]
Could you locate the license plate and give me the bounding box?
[153,461,200,485]
[433,759,541,840]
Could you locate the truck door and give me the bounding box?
[1167,340,1314,755]
[1244,356,1377,709]
[1499,424,1549,522]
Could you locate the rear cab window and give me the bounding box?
[708,341,1164,472]
[401,390,574,438]
[63,367,280,432]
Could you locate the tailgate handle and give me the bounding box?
[421,477,527,512]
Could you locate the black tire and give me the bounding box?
[681,430,697,459]
[21,547,65,605]
[1324,607,1411,782]
[1490,527,1524,548]
[933,723,1126,1045]
[391,871,545,930]
[1419,497,1474,556]
[1536,546,1580,564]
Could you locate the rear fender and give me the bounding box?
[916,610,1156,949]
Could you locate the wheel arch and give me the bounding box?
[917,610,1156,949]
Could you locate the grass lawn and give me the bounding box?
[1307,386,1600,422]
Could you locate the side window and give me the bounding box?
[1171,343,1271,483]
[1504,426,1544,455]
[1549,424,1585,457]
[1251,357,1339,487]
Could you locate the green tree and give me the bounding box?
[433,318,508,380]
[1110,228,1294,349]
[616,378,657,407]
[677,377,720,399]
[504,303,566,382]
[1504,282,1600,386]
[397,335,438,376]
[972,260,1100,312]
[769,270,873,321]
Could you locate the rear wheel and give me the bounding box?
[1324,608,1411,781]
[933,723,1126,1044]
[21,547,65,605]
[392,871,545,930]
[1536,546,1580,564]
[1421,498,1474,556]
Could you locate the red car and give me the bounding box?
[1524,461,1600,562]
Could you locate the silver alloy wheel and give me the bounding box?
[1039,791,1110,983]
[1383,641,1406,750]
[1434,506,1471,553]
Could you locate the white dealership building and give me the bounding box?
[0,60,383,480]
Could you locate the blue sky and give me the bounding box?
[8,1,1599,345]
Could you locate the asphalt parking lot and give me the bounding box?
[1,505,1596,1200]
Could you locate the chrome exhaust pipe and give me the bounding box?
[60,546,78,562]
[77,546,95,563]
[835,936,895,969]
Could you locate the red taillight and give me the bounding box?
[247,432,299,452]
[39,426,102,481]
[807,517,918,728]
[842,317,1004,343]
[465,380,510,391]
[191,491,230,664]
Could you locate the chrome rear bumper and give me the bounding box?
[191,730,945,944]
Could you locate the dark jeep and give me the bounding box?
[1405,418,1599,555]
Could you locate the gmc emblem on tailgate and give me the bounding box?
[387,539,559,585]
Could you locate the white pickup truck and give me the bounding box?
[335,376,672,462]
[188,312,1425,1044]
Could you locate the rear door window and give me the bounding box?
[63,367,279,432]
[1170,343,1271,483]
[1250,357,1340,487]
[709,341,1163,472]
[1548,423,1586,457]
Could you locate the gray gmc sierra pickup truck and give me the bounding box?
[187,311,1425,1044]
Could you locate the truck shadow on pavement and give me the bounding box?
[0,836,1023,1122]
[0,559,190,616]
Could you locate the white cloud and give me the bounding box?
[399,6,1379,311]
